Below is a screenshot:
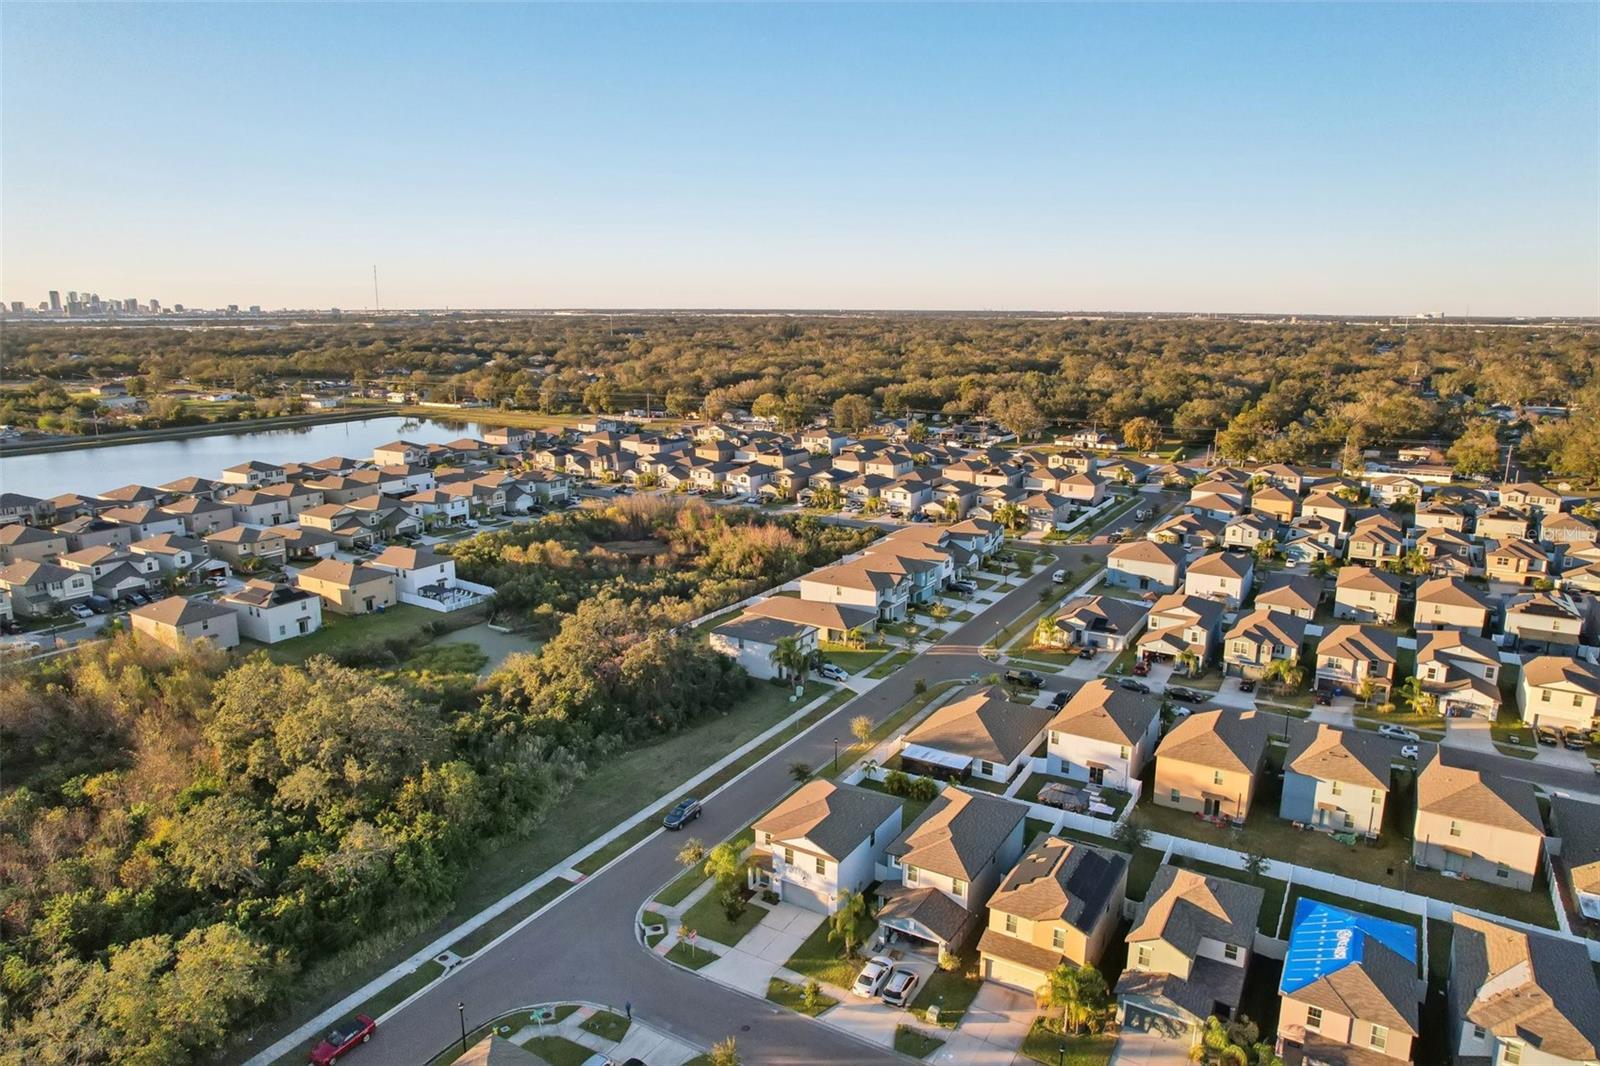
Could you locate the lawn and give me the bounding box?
[959,775,1011,795]
[518,1035,597,1066]
[654,820,760,908]
[950,610,976,622]
[679,888,768,948]
[858,776,933,823]
[867,651,916,678]
[640,909,669,947]
[1020,1023,1115,1066]
[1126,847,1167,902]
[261,604,455,663]
[353,958,444,1020]
[666,940,716,970]
[786,913,874,990]
[449,877,573,957]
[1352,711,1446,741]
[894,1024,947,1059]
[818,647,888,673]
[909,950,984,1028]
[1490,710,1537,758]
[767,977,838,1018]
[579,1009,631,1042]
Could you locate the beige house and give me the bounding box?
[1414,499,1472,533]
[1499,480,1563,515]
[1223,609,1308,680]
[1153,710,1270,823]
[799,559,911,621]
[1250,485,1299,524]
[1551,795,1600,920]
[1484,538,1550,586]
[1346,514,1406,564]
[1503,590,1589,653]
[204,525,287,567]
[1517,655,1600,732]
[1042,595,1149,652]
[978,837,1129,993]
[1333,566,1403,624]
[1315,625,1399,698]
[1276,903,1419,1066]
[293,559,397,615]
[1448,913,1600,1066]
[743,595,876,644]
[1413,576,1493,634]
[897,686,1054,787]
[0,523,68,565]
[130,595,240,651]
[1183,551,1254,608]
[1253,573,1321,620]
[1414,527,1479,577]
[1477,507,1533,542]
[1115,867,1264,1040]
[1412,752,1543,890]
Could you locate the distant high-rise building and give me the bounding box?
[149,299,160,312]
[125,298,138,311]
[174,304,185,312]
[8,301,22,313]
[67,290,78,306]
[48,290,61,311]
[249,305,261,314]
[227,304,239,314]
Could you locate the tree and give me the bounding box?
[991,391,1045,441]
[703,842,745,889]
[1123,416,1162,455]
[1042,963,1109,1033]
[850,715,873,743]
[993,501,1027,533]
[1341,426,1367,475]
[709,1037,742,1066]
[802,979,824,1013]
[1177,648,1201,677]
[582,379,615,414]
[788,760,813,783]
[828,888,873,958]
[831,394,872,433]
[1239,847,1270,881]
[1447,419,1502,478]
[769,636,810,682]
[1114,813,1151,852]
[906,419,929,443]
[1263,656,1303,696]
[1397,675,1437,717]
[676,838,706,869]
[751,392,786,423]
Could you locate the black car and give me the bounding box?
[662,797,702,830]
[1165,686,1202,704]
[1005,669,1045,689]
[1563,729,1590,751]
[1117,677,1150,694]
[1238,679,1257,693]
[1048,690,1069,711]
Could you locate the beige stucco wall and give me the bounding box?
[1154,757,1256,821]
[1412,810,1542,890]
[1278,997,1414,1062]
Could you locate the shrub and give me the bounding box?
[913,678,928,695]
[937,948,961,972]
[720,886,747,923]
[909,776,939,802]
[884,769,912,796]
[803,979,823,1012]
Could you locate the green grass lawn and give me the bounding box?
[353,958,444,1020]
[894,1024,947,1058]
[868,651,916,678]
[767,977,839,1018]
[1351,711,1446,741]
[666,940,716,970]
[640,909,669,947]
[518,1035,597,1066]
[819,647,888,673]
[680,889,768,948]
[1126,847,1167,902]
[909,950,984,1029]
[857,776,932,823]
[1020,1023,1115,1066]
[580,1009,631,1042]
[261,604,450,663]
[449,877,573,957]
[950,609,975,622]
[959,775,1011,794]
[786,915,875,989]
[1490,710,1537,758]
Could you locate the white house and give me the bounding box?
[369,545,457,596]
[1045,679,1162,791]
[1182,551,1254,608]
[1518,655,1600,732]
[221,579,323,644]
[749,780,904,913]
[709,614,817,681]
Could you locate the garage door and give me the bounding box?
[782,882,832,913]
[981,956,1046,995]
[1122,1005,1191,1041]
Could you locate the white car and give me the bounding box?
[851,956,895,998]
[818,663,849,682]
[68,603,95,620]
[1052,569,1067,584]
[1378,724,1421,742]
[881,967,920,1008]
[1399,744,1420,761]
[1168,704,1194,719]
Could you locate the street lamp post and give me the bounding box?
[833,738,839,774]
[458,1002,467,1054]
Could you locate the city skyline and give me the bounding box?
[4,3,1596,315]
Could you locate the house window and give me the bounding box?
[1472,1026,1486,1041]
[1449,821,1462,838]
[1223,943,1240,961]
[979,761,994,777]
[1169,788,1181,803]
[1370,1025,1388,1051]
[1049,731,1060,745]
[1305,1006,1323,1032]
[1495,863,1511,880]
[762,832,772,845]
[814,856,827,875]
[905,864,919,884]
[1213,770,1224,785]
[952,878,966,898]
[1005,914,1018,935]
[1541,690,1551,703]
[1331,780,1343,796]
[1135,945,1152,968]
[1119,745,1130,760]
[1504,1044,1521,1065]
[1052,928,1066,951]
[783,847,795,865]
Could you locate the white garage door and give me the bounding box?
[782,882,832,913]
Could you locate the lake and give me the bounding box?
[0,415,498,499]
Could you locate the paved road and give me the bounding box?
[374,546,1086,1064]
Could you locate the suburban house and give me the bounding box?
[1478,507,1533,543]
[1045,679,1161,791]
[101,504,185,541]
[293,559,398,615]
[161,496,237,537]
[1150,512,1223,549]
[1301,493,1353,531]
[896,686,1054,787]
[1251,485,1299,524]
[368,545,459,596]
[1541,512,1598,549]
[58,546,158,600]
[877,786,1028,956]
[1415,499,1473,533]
[709,614,816,681]
[1502,591,1590,653]
[296,504,378,549]
[1223,609,1308,680]
[1415,527,1480,577]
[1416,629,1503,720]
[1276,899,1419,1066]
[1259,464,1310,496]
[1551,795,1600,920]
[129,595,240,651]
[1448,913,1600,1066]
[1413,752,1543,890]
[799,560,910,622]
[204,525,288,567]
[978,837,1129,993]
[1413,576,1494,634]
[1041,595,1150,652]
[1222,514,1277,552]
[1115,867,1264,1044]
[1346,514,1406,564]
[0,523,68,565]
[0,560,94,616]
[1315,625,1399,698]
[225,489,293,528]
[1107,540,1188,594]
[1484,538,1550,586]
[1254,573,1322,620]
[1183,551,1254,608]
[1137,594,1227,670]
[1153,710,1270,823]
[220,579,323,644]
[749,779,903,913]
[1368,474,1423,507]
[1333,566,1404,625]
[1499,481,1563,515]
[220,460,287,488]
[1517,655,1600,732]
[1279,723,1392,837]
[127,533,212,576]
[743,596,877,643]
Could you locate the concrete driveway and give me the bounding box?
[929,982,1035,1064]
[1108,1028,1194,1066]
[700,903,825,994]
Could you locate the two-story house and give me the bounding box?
[220,579,323,644]
[1107,540,1188,594]
[1333,566,1404,625]
[896,686,1055,788]
[1413,576,1494,634]
[1316,625,1399,699]
[800,559,911,622]
[749,779,903,913]
[1251,485,1300,525]
[0,523,68,565]
[1498,481,1563,516]
[1115,867,1264,1044]
[1416,629,1503,720]
[1413,752,1543,890]
[1484,538,1550,586]
[1137,594,1227,671]
[978,837,1129,993]
[130,594,240,650]
[293,559,398,615]
[0,560,94,616]
[1253,572,1322,620]
[1279,723,1392,837]
[1551,795,1600,921]
[1153,710,1270,823]
[1223,609,1308,680]
[1045,679,1161,791]
[1347,514,1407,565]
[1517,656,1600,733]
[220,460,287,488]
[1502,591,1590,654]
[1448,913,1600,1066]
[204,525,289,567]
[877,787,1027,956]
[1184,551,1254,608]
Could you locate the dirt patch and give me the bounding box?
[597,538,670,557]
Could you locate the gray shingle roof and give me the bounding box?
[754,780,902,861]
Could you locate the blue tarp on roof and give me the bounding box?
[1279,897,1418,996]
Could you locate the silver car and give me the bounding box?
[851,956,895,998]
[881,967,920,1008]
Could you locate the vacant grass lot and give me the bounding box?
[260,604,455,663]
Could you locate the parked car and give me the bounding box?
[1165,686,1202,704]
[1536,727,1561,747]
[1562,729,1589,751]
[851,956,895,998]
[1052,569,1067,584]
[1167,704,1194,720]
[1314,690,1334,706]
[1131,660,1150,677]
[68,603,95,620]
[1117,678,1150,694]
[1135,508,1152,521]
[464,518,480,528]
[1048,690,1069,711]
[1377,724,1420,742]
[86,594,114,614]
[1005,669,1045,689]
[950,580,976,595]
[818,662,849,682]
[881,967,921,1008]
[1077,646,1094,660]
[662,797,702,830]
[1399,744,1420,761]
[309,1014,376,1065]
[1238,678,1257,693]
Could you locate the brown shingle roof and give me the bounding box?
[986,836,1126,928]
[1451,913,1600,1061]
[1047,679,1159,747]
[1285,723,1391,792]
[754,780,903,861]
[1416,751,1541,835]
[903,686,1055,766]
[886,786,1025,881]
[1156,709,1270,775]
[1127,866,1263,956]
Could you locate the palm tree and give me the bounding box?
[1263,656,1303,696]
[1397,675,1437,717]
[769,636,811,682]
[1041,963,1110,1033]
[993,501,1027,534]
[828,889,873,958]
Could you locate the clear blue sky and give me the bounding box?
[4,3,1595,315]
